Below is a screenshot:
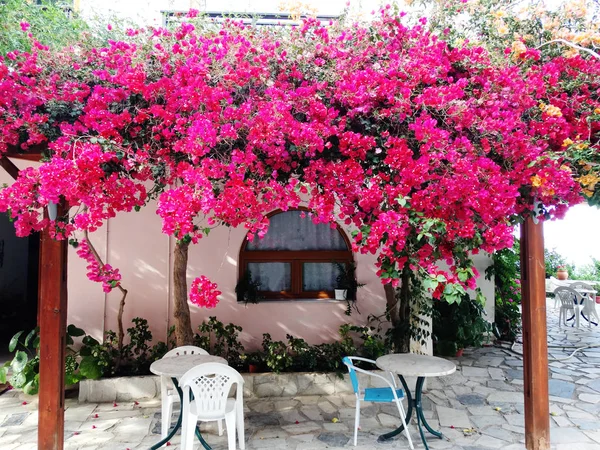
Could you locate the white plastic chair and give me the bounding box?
[571,282,600,327]
[160,346,224,439]
[342,356,413,449]
[179,362,245,450]
[554,287,583,328]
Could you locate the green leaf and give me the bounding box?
[82,335,100,347]
[11,351,28,372]
[65,372,82,386]
[9,331,24,352]
[24,329,37,347]
[79,356,103,380]
[423,278,438,291]
[23,377,39,395]
[67,324,85,337]
[10,371,27,389]
[0,364,8,384]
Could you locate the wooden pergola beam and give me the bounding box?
[0,156,20,180]
[520,216,550,450]
[3,146,68,450]
[37,207,68,450]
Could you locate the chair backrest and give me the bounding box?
[570,281,594,291]
[342,356,360,394]
[164,346,209,358]
[554,286,582,307]
[179,363,243,416]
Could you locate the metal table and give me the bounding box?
[149,354,228,449]
[376,353,456,450]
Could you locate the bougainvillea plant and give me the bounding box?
[0,8,598,348]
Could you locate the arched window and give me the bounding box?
[238,210,354,300]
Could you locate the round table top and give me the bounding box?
[376,353,456,377]
[150,354,228,378]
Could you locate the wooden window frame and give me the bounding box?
[238,209,354,300]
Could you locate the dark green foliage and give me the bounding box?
[194,316,245,369]
[235,270,263,304]
[432,294,492,356]
[486,240,522,341]
[0,324,102,394]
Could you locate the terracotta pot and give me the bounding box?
[249,364,258,374]
[455,348,464,357]
[557,269,568,281]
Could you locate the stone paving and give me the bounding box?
[3,299,600,450]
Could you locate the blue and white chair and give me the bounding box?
[342,356,413,448]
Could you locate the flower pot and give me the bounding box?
[334,289,347,300]
[248,364,259,374]
[455,348,464,357]
[557,270,568,280]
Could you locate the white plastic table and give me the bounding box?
[376,354,456,450]
[150,354,228,449]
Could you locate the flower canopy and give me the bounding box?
[0,9,598,306]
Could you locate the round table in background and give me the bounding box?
[376,353,456,450]
[150,354,228,449]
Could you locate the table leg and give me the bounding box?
[415,377,442,439]
[378,376,443,449]
[151,378,212,450]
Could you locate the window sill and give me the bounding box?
[238,298,354,304]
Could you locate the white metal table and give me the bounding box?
[150,354,228,449]
[376,353,456,450]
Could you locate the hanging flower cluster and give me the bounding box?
[0,8,598,305]
[76,239,122,293]
[189,275,222,308]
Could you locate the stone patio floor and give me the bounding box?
[3,299,600,450]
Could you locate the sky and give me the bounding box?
[543,204,600,268]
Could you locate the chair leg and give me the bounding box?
[237,402,245,450]
[181,413,196,450]
[354,398,360,446]
[225,412,237,450]
[395,399,414,450]
[218,419,224,436]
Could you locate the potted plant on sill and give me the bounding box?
[235,270,263,305]
[244,351,263,373]
[335,261,364,300]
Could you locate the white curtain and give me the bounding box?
[246,211,348,251]
[247,262,291,291]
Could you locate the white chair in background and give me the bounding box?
[571,282,599,327]
[179,363,245,450]
[554,287,583,328]
[159,346,224,439]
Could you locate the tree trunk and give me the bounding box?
[384,283,399,328]
[397,266,412,353]
[173,240,194,346]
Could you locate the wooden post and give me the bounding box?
[520,216,550,450]
[38,204,68,450]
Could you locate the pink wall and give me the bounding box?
[0,161,494,349]
[66,206,389,349]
